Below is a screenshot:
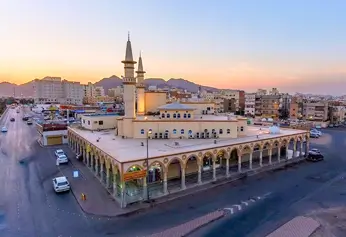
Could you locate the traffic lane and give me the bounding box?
[1,111,97,237]
[97,153,344,237]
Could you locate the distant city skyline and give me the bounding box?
[1,0,346,95]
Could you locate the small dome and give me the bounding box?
[269,125,280,134]
[261,118,267,122]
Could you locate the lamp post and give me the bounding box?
[146,130,152,202]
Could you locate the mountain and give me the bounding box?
[0,75,218,97]
[96,76,219,92]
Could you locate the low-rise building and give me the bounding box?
[245,93,256,117]
[37,122,68,146]
[80,114,119,131]
[302,100,329,121]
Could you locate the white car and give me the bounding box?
[1,127,8,132]
[309,148,321,154]
[311,129,322,136]
[52,176,70,193]
[57,154,68,164]
[55,149,65,157]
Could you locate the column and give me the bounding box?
[95,159,99,176]
[269,149,272,164]
[100,163,104,182]
[286,146,289,159]
[120,181,126,208]
[197,164,202,184]
[181,168,186,190]
[142,177,148,200]
[163,172,168,195]
[293,142,297,158]
[238,155,242,172]
[113,173,118,197]
[300,142,303,157]
[86,152,90,167]
[226,158,230,177]
[277,147,281,162]
[106,168,110,187]
[259,150,263,167]
[212,160,216,181]
[90,153,94,170]
[83,149,86,164]
[249,153,253,170]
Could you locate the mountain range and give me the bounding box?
[0,76,219,97]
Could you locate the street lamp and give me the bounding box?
[146,130,152,202]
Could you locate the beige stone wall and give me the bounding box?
[81,115,117,130]
[132,120,239,139]
[145,92,167,114]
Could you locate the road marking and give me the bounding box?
[241,201,249,206]
[233,204,242,211]
[224,208,234,214]
[257,196,261,200]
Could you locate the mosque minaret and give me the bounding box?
[136,52,146,116]
[121,33,137,137]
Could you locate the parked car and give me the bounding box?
[306,151,324,162]
[56,154,68,164]
[27,120,33,125]
[309,148,321,154]
[55,149,65,157]
[10,118,15,122]
[1,127,8,132]
[52,176,70,193]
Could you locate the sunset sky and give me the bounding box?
[0,0,346,94]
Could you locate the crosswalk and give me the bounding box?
[223,192,272,216]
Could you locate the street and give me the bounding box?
[1,106,346,237]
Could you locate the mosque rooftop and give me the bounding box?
[69,126,307,164]
[158,102,195,111]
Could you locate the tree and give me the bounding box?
[278,108,289,120]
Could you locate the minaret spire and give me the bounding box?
[136,51,146,116]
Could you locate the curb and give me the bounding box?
[116,157,306,218]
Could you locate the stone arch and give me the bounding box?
[166,157,184,191]
[215,149,228,160]
[148,160,166,184]
[280,138,288,147]
[241,144,252,155]
[126,164,144,173]
[261,141,272,166]
[229,147,240,170]
[184,154,199,183]
[166,157,183,169]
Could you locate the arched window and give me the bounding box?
[173,114,176,118]
[219,129,223,134]
[181,129,184,134]
[183,113,187,118]
[240,126,244,131]
[177,113,181,118]
[161,113,165,118]
[187,114,191,118]
[227,129,231,134]
[167,113,171,118]
[212,129,216,133]
[140,129,145,134]
[188,130,192,134]
[173,129,177,134]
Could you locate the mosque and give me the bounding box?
[68,35,310,208]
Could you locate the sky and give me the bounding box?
[0,0,346,95]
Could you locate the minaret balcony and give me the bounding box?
[122,77,136,85]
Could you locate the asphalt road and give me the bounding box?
[1,107,346,237]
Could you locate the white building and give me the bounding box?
[83,82,96,97]
[33,77,84,105]
[245,93,256,117]
[95,86,105,97]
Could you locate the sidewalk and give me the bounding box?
[58,145,306,217]
[62,147,148,217]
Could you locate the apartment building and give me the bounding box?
[95,86,105,97]
[302,100,329,121]
[245,93,256,117]
[329,106,346,124]
[83,96,115,105]
[33,77,84,105]
[83,82,96,97]
[108,86,124,98]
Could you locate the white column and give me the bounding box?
[286,146,289,159]
[90,153,94,170]
[249,153,253,170]
[269,149,272,165]
[94,159,99,176]
[113,173,117,197]
[198,164,202,184]
[259,150,263,167]
[277,147,281,162]
[226,158,230,177]
[106,168,110,187]
[120,181,126,208]
[238,155,242,172]
[212,160,216,181]
[100,163,104,181]
[163,172,168,195]
[293,142,297,158]
[300,142,303,157]
[86,152,90,166]
[181,168,186,190]
[142,177,148,200]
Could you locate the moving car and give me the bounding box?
[1,127,7,132]
[22,116,29,121]
[52,176,70,193]
[55,149,65,157]
[27,120,33,125]
[10,118,15,122]
[310,148,321,154]
[310,131,320,138]
[310,129,322,136]
[306,151,324,162]
[56,154,68,164]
